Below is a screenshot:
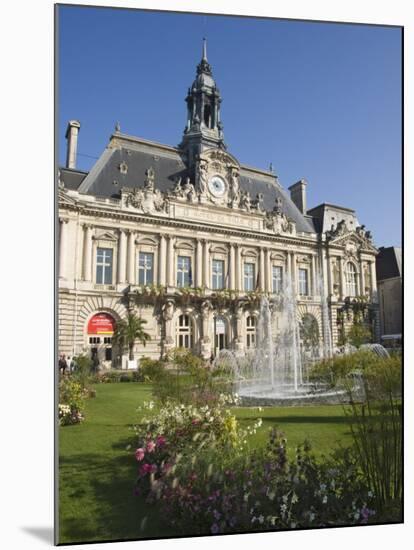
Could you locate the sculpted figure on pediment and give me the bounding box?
[240,190,251,212]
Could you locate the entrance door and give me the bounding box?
[87,313,116,369]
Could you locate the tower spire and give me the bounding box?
[202,37,207,61]
[179,40,226,165]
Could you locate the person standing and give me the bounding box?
[58,355,65,375]
[61,354,67,375]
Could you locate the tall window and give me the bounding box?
[246,316,256,349]
[298,268,309,296]
[96,248,113,284]
[177,256,192,287]
[212,259,225,290]
[176,314,192,348]
[244,262,255,291]
[345,262,358,297]
[272,266,283,294]
[138,252,154,285]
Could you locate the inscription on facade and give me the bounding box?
[174,204,262,230]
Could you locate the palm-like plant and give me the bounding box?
[113,313,151,361]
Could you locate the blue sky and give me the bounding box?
[58,5,402,247]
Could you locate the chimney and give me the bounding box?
[65,120,81,169]
[288,179,307,214]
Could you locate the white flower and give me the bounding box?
[322,496,328,504]
[258,515,264,524]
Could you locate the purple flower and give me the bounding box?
[211,523,220,534]
[213,509,221,520]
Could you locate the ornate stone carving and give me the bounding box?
[263,208,295,235]
[123,167,169,214]
[344,240,358,258]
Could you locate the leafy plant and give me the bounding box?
[112,313,151,360]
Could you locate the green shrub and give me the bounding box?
[71,354,93,390]
[310,351,402,517]
[150,349,232,406]
[59,377,85,425]
[347,322,372,348]
[139,357,166,381]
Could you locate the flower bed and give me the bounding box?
[132,395,376,534]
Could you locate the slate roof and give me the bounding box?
[59,167,88,190]
[376,247,402,281]
[63,133,315,234]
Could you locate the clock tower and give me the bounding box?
[179,39,226,169]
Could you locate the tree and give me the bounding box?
[112,313,151,361]
[347,321,372,348]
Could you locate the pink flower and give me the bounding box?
[146,440,156,453]
[140,463,153,475]
[156,435,166,448]
[135,448,145,461]
[191,419,200,425]
[149,464,158,474]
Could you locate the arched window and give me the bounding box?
[345,262,358,297]
[246,315,256,349]
[176,314,193,349]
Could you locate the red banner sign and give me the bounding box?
[87,313,116,335]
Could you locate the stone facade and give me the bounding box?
[58,41,379,368]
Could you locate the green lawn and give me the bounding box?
[59,382,353,545]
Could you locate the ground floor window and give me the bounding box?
[176,314,193,348]
[246,315,256,348]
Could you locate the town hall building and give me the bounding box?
[58,41,379,368]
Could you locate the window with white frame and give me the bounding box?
[177,256,192,287]
[212,259,225,290]
[138,252,154,285]
[345,262,358,297]
[246,315,256,348]
[96,248,113,284]
[298,268,309,296]
[244,262,255,291]
[176,314,193,348]
[272,265,283,294]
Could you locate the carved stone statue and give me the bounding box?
[162,300,175,321]
[196,160,208,195]
[240,190,251,212]
[229,168,241,207]
[252,193,264,212]
[144,167,155,191]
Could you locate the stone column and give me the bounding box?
[265,248,271,292]
[370,260,377,299]
[235,244,241,291]
[167,236,175,287]
[259,247,265,291]
[158,234,166,286]
[340,258,346,299]
[196,239,203,287]
[311,255,317,296]
[234,304,244,353]
[229,244,235,290]
[126,230,136,284]
[291,252,297,296]
[359,261,365,297]
[82,223,93,282]
[117,229,127,284]
[59,218,69,279]
[203,240,210,289]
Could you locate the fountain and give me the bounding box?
[213,267,390,406]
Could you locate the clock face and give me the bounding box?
[208,175,226,197]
